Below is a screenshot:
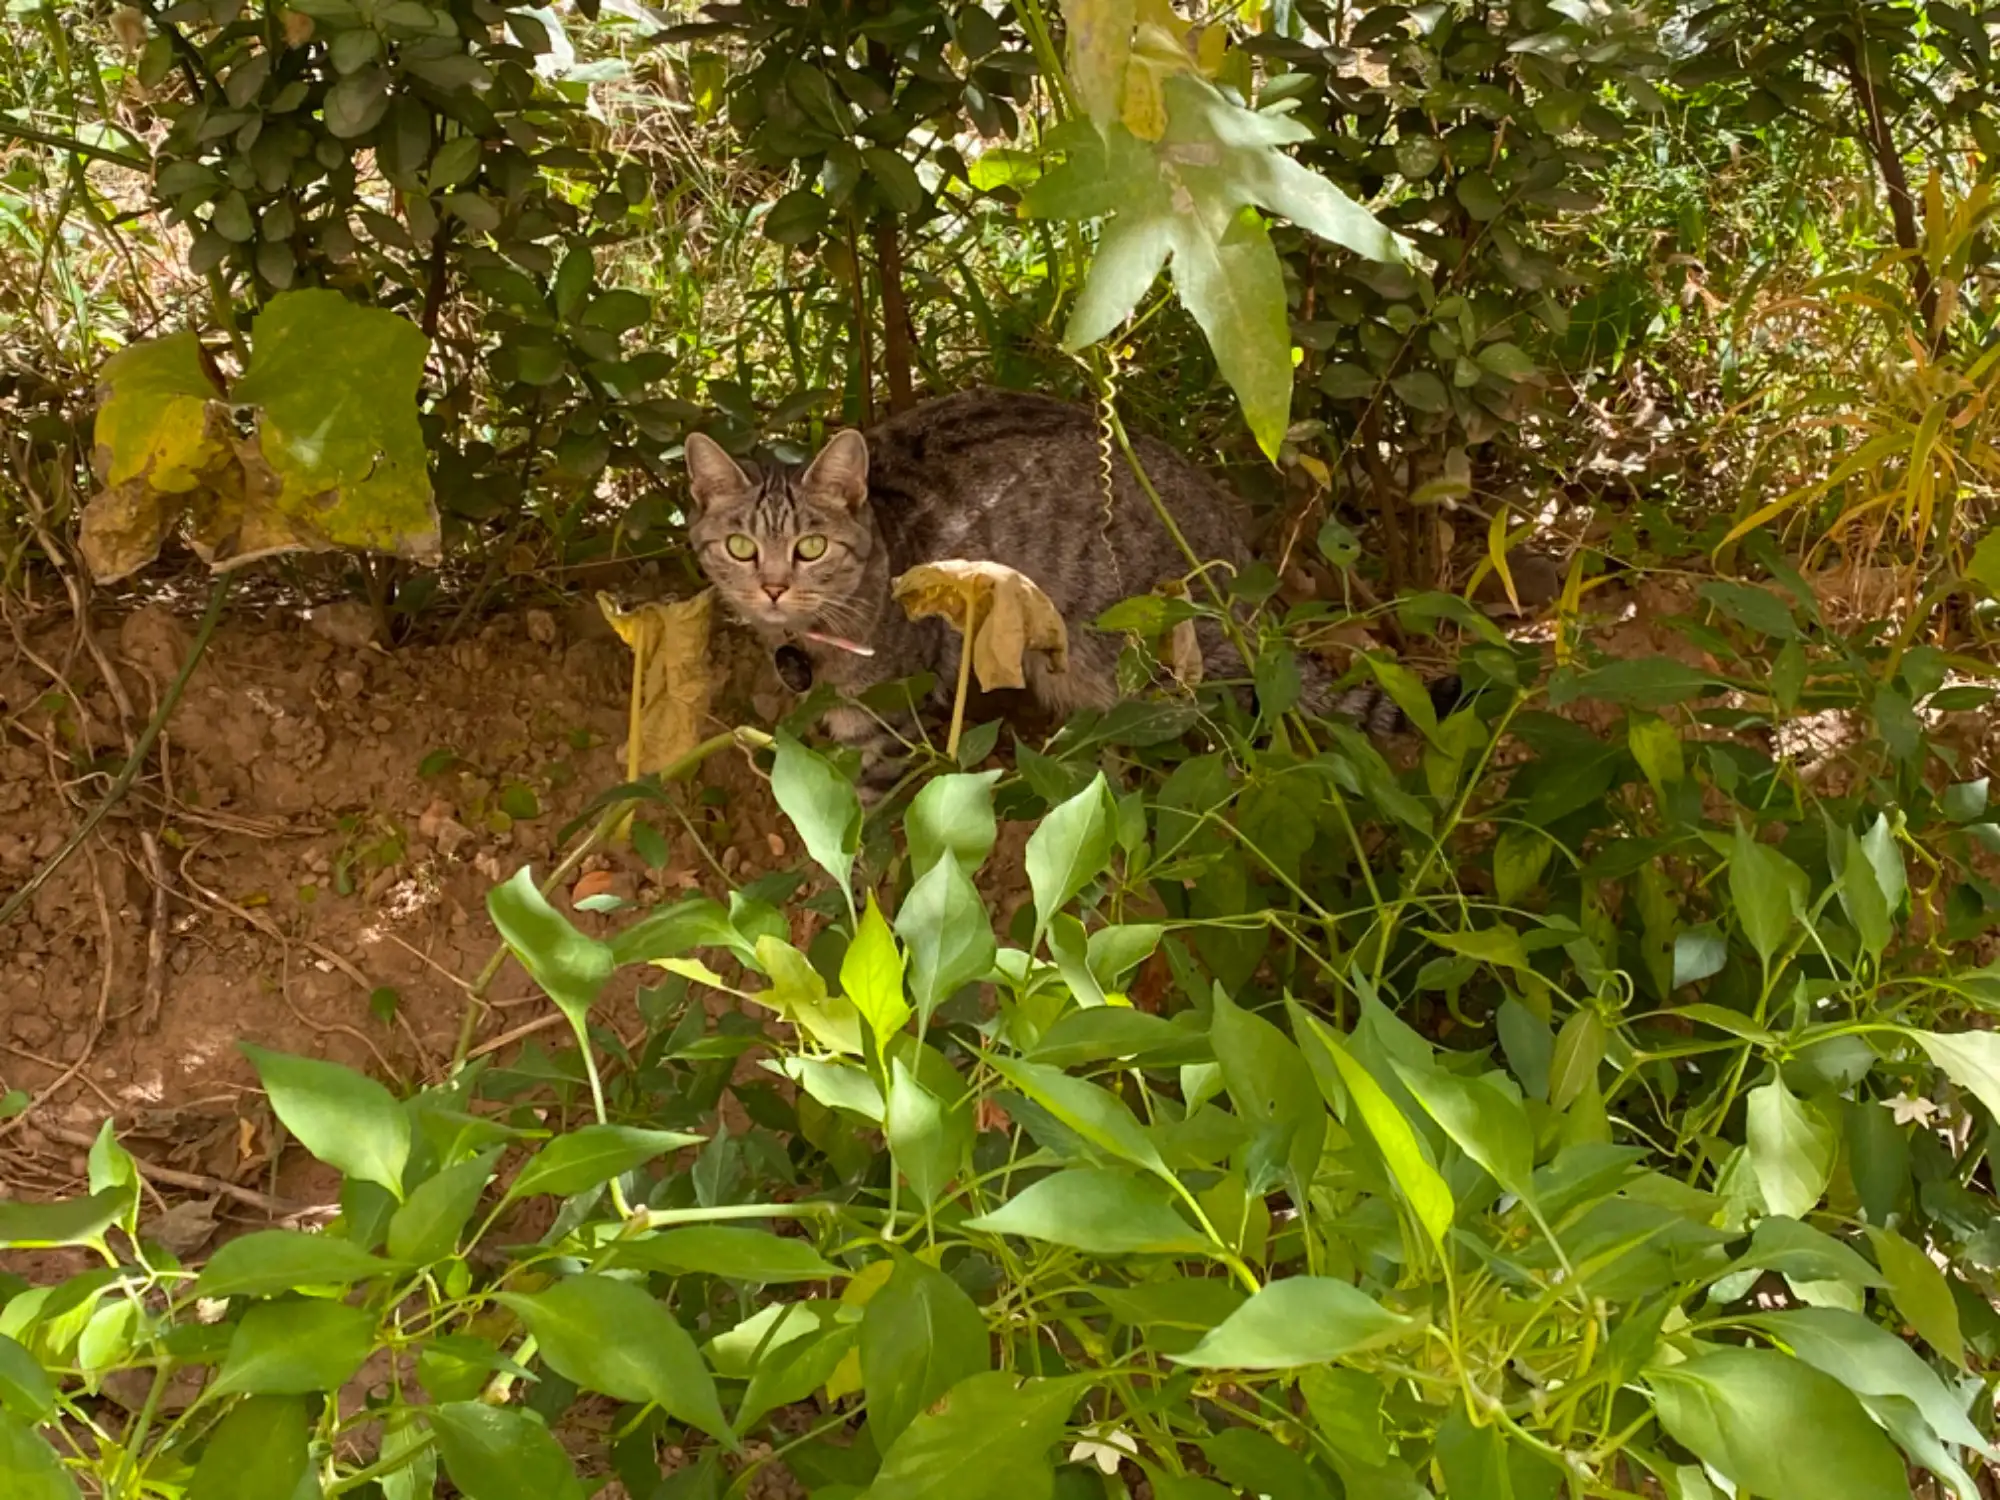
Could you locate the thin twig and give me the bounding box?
[139,831,171,1033]
[35,1124,304,1217]
[0,576,232,929]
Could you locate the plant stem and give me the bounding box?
[1,575,231,931]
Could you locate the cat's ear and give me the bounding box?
[684,432,750,513]
[800,429,869,512]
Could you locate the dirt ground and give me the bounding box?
[0,586,808,1224]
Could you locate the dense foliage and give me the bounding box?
[3,0,2000,1495]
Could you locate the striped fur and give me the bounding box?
[684,389,1448,788]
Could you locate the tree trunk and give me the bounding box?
[873,215,915,414]
[1841,37,1942,349]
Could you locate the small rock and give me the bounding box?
[333,668,365,698]
[302,600,380,650]
[369,715,392,734]
[526,609,558,646]
[764,832,786,860]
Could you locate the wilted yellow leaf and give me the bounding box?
[892,560,1070,692]
[597,589,715,837]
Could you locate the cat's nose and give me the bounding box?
[761,583,787,602]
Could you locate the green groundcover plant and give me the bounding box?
[4,573,2000,1500]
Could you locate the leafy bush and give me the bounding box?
[6,590,2000,1497]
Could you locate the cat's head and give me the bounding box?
[682,430,877,635]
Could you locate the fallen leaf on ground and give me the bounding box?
[892,559,1069,691]
[597,589,714,839]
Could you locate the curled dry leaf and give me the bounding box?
[597,589,714,791]
[892,559,1069,692]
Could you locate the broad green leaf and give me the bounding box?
[1300,1367,1390,1468]
[1493,827,1554,905]
[1172,202,1295,461]
[1865,1225,1966,1368]
[210,1298,377,1396]
[1173,1278,1417,1369]
[866,1372,1081,1500]
[0,1190,128,1249]
[1730,823,1807,967]
[1745,1077,1833,1219]
[1839,828,1893,958]
[603,1226,841,1283]
[240,1045,410,1198]
[1671,925,1728,988]
[1422,925,1531,973]
[1912,1029,2000,1122]
[1435,1401,1561,1500]
[379,1404,436,1500]
[431,1401,586,1500]
[1062,0,1136,124]
[1744,1307,1991,1455]
[193,1229,401,1299]
[487,868,614,1020]
[608,895,741,967]
[1859,814,1907,911]
[1210,991,1325,1194]
[860,1257,991,1449]
[1548,1009,1606,1110]
[885,1057,970,1210]
[1391,1060,1537,1204]
[986,1055,1170,1179]
[1627,713,1684,792]
[965,1168,1208,1255]
[1087,923,1164,990]
[1296,1014,1452,1250]
[1734,1216,1885,1288]
[185,1395,309,1500]
[0,1335,55,1423]
[499,1276,734,1446]
[737,1322,858,1431]
[772,735,860,904]
[843,895,911,1052]
[894,852,996,1023]
[755,935,865,1055]
[1648,1346,1907,1500]
[504,1124,703,1202]
[0,1410,77,1500]
[905,770,1001,877]
[1025,773,1114,942]
[1202,1426,1334,1500]
[764,187,829,245]
[189,288,437,572]
[387,1151,498,1265]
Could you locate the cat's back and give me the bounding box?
[861,388,1249,610]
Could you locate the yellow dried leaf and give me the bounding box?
[597,590,715,837]
[892,560,1070,692]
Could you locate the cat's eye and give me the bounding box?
[795,534,828,561]
[724,533,757,561]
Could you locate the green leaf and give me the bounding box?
[773,735,860,906]
[193,1229,402,1299]
[1025,773,1114,942]
[1391,370,1449,413]
[965,1168,1208,1255]
[0,1336,55,1424]
[431,1401,586,1500]
[1730,823,1808,967]
[227,289,439,563]
[865,1372,1080,1500]
[580,288,651,333]
[185,1396,309,1500]
[1493,827,1554,905]
[1548,1009,1606,1110]
[1648,1347,1908,1500]
[1911,1028,2000,1126]
[1745,1076,1833,1219]
[1838,828,1893,958]
[986,1055,1170,1179]
[0,1410,78,1500]
[1966,527,2000,597]
[486,867,614,1020]
[1295,1014,1452,1250]
[1734,1216,1885,1288]
[737,1322,858,1431]
[1701,580,1800,640]
[1865,1225,1966,1368]
[860,1257,991,1450]
[863,148,927,214]
[0,1189,129,1249]
[756,935,865,1054]
[91,330,224,495]
[1172,203,1295,459]
[387,1151,497,1265]
[1173,1278,1417,1369]
[602,1225,841,1283]
[843,895,910,1052]
[1211,991,1326,1194]
[1454,170,1505,219]
[504,1124,704,1202]
[893,852,995,1024]
[1745,1307,1990,1455]
[497,1275,736,1447]
[905,770,1000,877]
[240,1045,410,1198]
[764,188,830,245]
[210,1298,378,1396]
[885,1057,970,1210]
[1391,1060,1536,1204]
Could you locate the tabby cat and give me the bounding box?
[683,388,1448,789]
